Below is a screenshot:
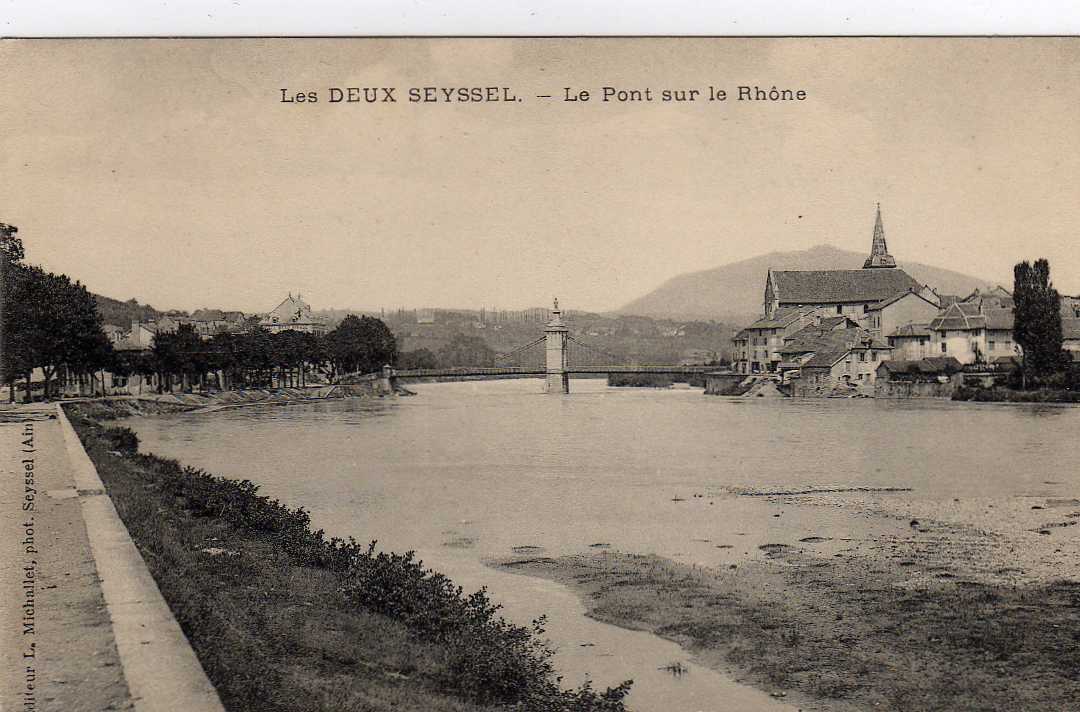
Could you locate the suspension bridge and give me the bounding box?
[337,300,715,394]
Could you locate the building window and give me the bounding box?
[836,305,843,314]
[989,340,996,350]
[941,342,947,353]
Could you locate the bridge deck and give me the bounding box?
[336,365,718,382]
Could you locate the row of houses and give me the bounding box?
[731,205,1080,397]
[103,293,326,354]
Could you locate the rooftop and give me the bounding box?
[870,288,938,311]
[745,306,815,330]
[878,357,963,375]
[802,350,849,368]
[770,268,922,305]
[929,302,1014,331]
[889,323,931,338]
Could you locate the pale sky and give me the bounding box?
[2,38,1079,313]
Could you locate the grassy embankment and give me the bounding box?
[65,404,631,712]
[952,385,1080,403]
[500,547,1080,711]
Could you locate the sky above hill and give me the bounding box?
[2,38,1079,313]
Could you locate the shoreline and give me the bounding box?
[57,386,406,419]
[62,405,632,712]
[493,494,1080,711]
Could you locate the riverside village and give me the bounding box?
[7,204,1079,404]
[4,205,1080,712]
[722,205,1080,399]
[6,36,1080,712]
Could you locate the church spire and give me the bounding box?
[863,202,897,269]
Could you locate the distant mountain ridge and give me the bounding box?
[617,245,1000,324]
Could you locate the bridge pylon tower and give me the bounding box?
[544,298,570,394]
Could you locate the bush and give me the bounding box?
[102,425,139,454]
[107,441,631,711]
[341,544,632,708]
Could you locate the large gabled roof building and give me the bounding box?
[260,293,327,335]
[763,205,924,319]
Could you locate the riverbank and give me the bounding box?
[496,498,1080,711]
[952,385,1080,403]
[58,383,411,420]
[63,404,632,712]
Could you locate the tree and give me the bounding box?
[18,268,112,399]
[270,330,319,387]
[324,315,397,377]
[2,223,118,400]
[437,334,496,368]
[397,348,439,370]
[0,223,23,262]
[1013,258,1067,387]
[1,230,30,400]
[152,323,205,392]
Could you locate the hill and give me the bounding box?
[94,294,168,326]
[617,245,999,324]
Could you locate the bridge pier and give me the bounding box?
[379,364,395,395]
[544,299,570,394]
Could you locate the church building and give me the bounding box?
[763,204,931,325]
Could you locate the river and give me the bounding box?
[125,380,1080,711]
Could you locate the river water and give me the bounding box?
[126,380,1080,711]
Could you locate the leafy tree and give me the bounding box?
[270,330,320,387]
[1013,259,1067,386]
[18,267,112,399]
[437,334,496,368]
[324,315,397,377]
[1,235,30,400]
[3,224,116,400]
[0,223,23,262]
[240,327,275,387]
[397,348,439,370]
[152,323,206,392]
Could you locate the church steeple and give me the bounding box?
[863,202,897,269]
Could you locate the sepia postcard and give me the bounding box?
[2,37,1080,712]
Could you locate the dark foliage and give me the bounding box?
[102,425,140,454]
[2,226,113,399]
[436,334,496,368]
[1013,259,1069,384]
[95,294,165,328]
[325,314,398,377]
[397,347,440,370]
[953,385,1080,403]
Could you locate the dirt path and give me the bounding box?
[1,405,133,712]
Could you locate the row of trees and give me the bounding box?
[134,315,398,393]
[2,222,402,400]
[2,225,114,400]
